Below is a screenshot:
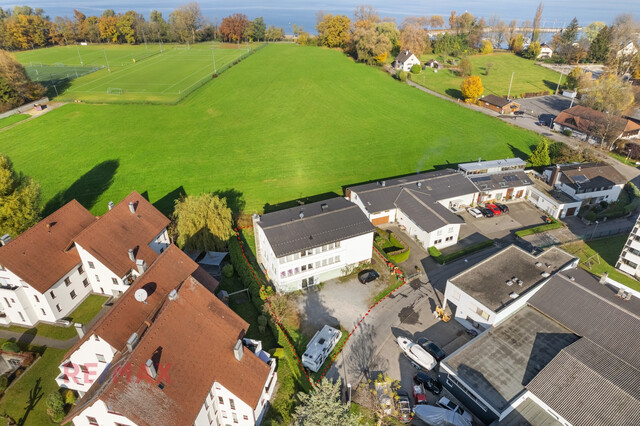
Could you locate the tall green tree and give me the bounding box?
[588,25,611,63]
[251,17,266,41]
[293,379,361,426]
[0,154,41,238]
[529,139,551,167]
[562,18,579,45]
[173,193,234,251]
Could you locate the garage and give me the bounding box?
[371,216,389,225]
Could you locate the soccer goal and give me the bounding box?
[107,87,123,95]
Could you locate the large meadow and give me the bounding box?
[1,43,542,216]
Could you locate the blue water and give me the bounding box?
[0,1,638,34]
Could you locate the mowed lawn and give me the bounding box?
[0,44,541,216]
[0,114,29,130]
[412,52,565,98]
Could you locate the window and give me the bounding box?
[448,227,454,234]
[232,413,238,423]
[308,263,313,270]
[64,277,71,287]
[322,245,328,252]
[94,335,100,341]
[96,353,106,363]
[301,265,306,271]
[34,295,39,303]
[301,250,306,257]
[322,259,327,266]
[56,304,61,312]
[221,410,227,418]
[335,241,340,248]
[436,229,443,236]
[95,275,100,282]
[287,269,293,277]
[229,399,235,410]
[70,290,77,300]
[83,278,89,288]
[41,308,46,315]
[50,290,56,299]
[218,396,224,405]
[621,258,638,269]
[88,261,95,269]
[445,236,453,242]
[475,307,490,320]
[335,255,340,263]
[77,265,84,274]
[434,239,442,245]
[18,312,25,322]
[243,415,248,421]
[86,417,98,425]
[111,278,118,285]
[280,271,286,278]
[316,261,321,268]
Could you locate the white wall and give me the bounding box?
[57,334,117,395]
[443,283,496,330]
[148,229,171,255]
[400,55,421,72]
[76,243,129,297]
[348,191,399,222]
[438,193,476,210]
[71,399,137,426]
[527,187,581,219]
[396,209,460,250]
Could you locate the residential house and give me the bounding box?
[440,267,640,425]
[617,39,638,57]
[393,50,421,72]
[525,172,582,219]
[616,215,640,277]
[424,59,441,69]
[541,162,626,206]
[458,158,533,203]
[253,198,374,293]
[537,43,553,59]
[59,245,277,426]
[346,169,478,249]
[553,105,640,143]
[442,245,577,330]
[479,95,520,115]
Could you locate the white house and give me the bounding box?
[525,171,582,219]
[394,50,421,72]
[617,215,640,277]
[60,245,277,426]
[346,169,478,250]
[253,198,374,293]
[617,40,638,57]
[537,43,553,58]
[458,158,533,204]
[541,162,627,206]
[0,191,170,328]
[442,245,577,330]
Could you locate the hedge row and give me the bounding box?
[428,239,494,264]
[515,218,563,237]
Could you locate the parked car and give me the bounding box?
[416,338,447,362]
[412,383,427,405]
[358,269,379,284]
[466,207,483,218]
[437,397,473,422]
[496,203,509,213]
[414,371,443,395]
[485,204,501,216]
[396,389,412,423]
[479,207,494,218]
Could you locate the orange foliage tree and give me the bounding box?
[460,75,484,101]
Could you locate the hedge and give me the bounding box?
[515,218,563,237]
[429,240,494,264]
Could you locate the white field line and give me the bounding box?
[160,62,215,93]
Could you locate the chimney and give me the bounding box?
[168,289,178,301]
[549,164,561,186]
[128,202,136,214]
[136,259,147,274]
[108,201,114,210]
[74,323,85,338]
[145,359,157,379]
[233,339,244,361]
[299,211,304,219]
[0,234,11,246]
[126,333,139,351]
[128,248,135,262]
[599,271,608,284]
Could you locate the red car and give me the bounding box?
[413,383,427,405]
[485,204,501,216]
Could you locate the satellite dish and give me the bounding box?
[134,289,148,304]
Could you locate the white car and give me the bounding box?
[437,397,473,422]
[467,207,483,218]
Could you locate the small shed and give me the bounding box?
[480,94,520,115]
[198,251,229,278]
[424,59,441,69]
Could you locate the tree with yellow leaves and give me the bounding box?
[316,14,351,48]
[460,75,484,101]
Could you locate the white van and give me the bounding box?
[301,325,341,372]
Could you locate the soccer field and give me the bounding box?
[16,43,258,103]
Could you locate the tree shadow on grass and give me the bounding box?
[543,79,560,92]
[43,159,119,215]
[263,192,340,214]
[17,377,43,426]
[213,188,246,217]
[445,88,463,99]
[507,143,530,161]
[151,186,186,217]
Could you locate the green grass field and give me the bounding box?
[0,44,542,216]
[0,114,29,130]
[412,52,565,99]
[16,43,256,103]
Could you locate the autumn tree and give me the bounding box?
[350,21,392,64]
[581,73,634,114]
[399,17,429,56]
[218,13,250,43]
[265,25,284,42]
[583,22,605,43]
[529,139,551,167]
[459,57,473,76]
[531,2,544,43]
[460,75,483,100]
[429,15,445,29]
[293,379,361,426]
[565,66,583,90]
[0,50,45,112]
[173,193,234,251]
[376,21,399,53]
[316,14,351,48]
[353,5,379,24]
[522,41,541,59]
[509,33,524,53]
[170,2,204,44]
[480,39,493,54]
[0,153,41,238]
[99,14,119,42]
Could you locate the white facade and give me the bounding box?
[526,186,581,219]
[474,185,529,204]
[617,220,640,277]
[71,399,137,426]
[397,209,461,250]
[396,53,421,72]
[0,262,91,327]
[255,222,373,293]
[75,243,131,297]
[550,180,623,206]
[437,193,476,211]
[537,46,553,58]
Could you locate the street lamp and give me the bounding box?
[591,220,600,240]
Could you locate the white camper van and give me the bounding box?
[302,325,341,372]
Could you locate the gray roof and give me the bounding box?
[395,50,415,63]
[498,397,561,426]
[394,189,464,233]
[552,162,627,191]
[448,245,577,312]
[470,171,533,192]
[528,268,640,366]
[527,338,640,426]
[257,197,374,258]
[481,94,516,108]
[443,306,579,411]
[531,179,581,204]
[458,158,526,173]
[347,169,478,214]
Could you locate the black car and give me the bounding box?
[396,389,412,423]
[496,203,509,213]
[413,371,443,395]
[417,337,447,361]
[357,269,380,284]
[479,207,494,218]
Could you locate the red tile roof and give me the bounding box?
[554,105,640,137]
[73,191,169,278]
[0,200,96,293]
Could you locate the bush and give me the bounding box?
[430,240,494,264]
[222,263,234,278]
[563,129,572,137]
[1,342,20,353]
[63,389,77,405]
[428,246,442,258]
[390,247,410,264]
[410,64,421,74]
[515,218,563,237]
[395,70,408,81]
[46,392,65,423]
[0,375,8,393]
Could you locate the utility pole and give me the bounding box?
[103,48,111,72]
[507,71,515,100]
[555,71,563,95]
[211,48,217,74]
[75,44,83,65]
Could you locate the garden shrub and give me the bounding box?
[63,389,77,405]
[428,246,442,258]
[0,375,8,393]
[222,263,234,278]
[1,342,20,353]
[410,64,421,74]
[563,129,572,137]
[395,70,408,81]
[430,240,494,264]
[390,248,411,264]
[46,392,65,423]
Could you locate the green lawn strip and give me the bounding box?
[561,236,640,292]
[0,339,66,426]
[412,52,564,99]
[0,295,108,340]
[373,278,405,304]
[0,114,29,130]
[310,328,348,383]
[608,151,637,167]
[428,239,495,264]
[0,44,540,215]
[515,217,563,237]
[350,403,377,424]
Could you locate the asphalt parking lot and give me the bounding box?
[457,201,547,242]
[516,94,573,125]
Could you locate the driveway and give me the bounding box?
[516,94,573,124]
[458,201,545,242]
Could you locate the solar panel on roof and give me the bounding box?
[503,175,518,182]
[572,174,589,183]
[473,176,492,182]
